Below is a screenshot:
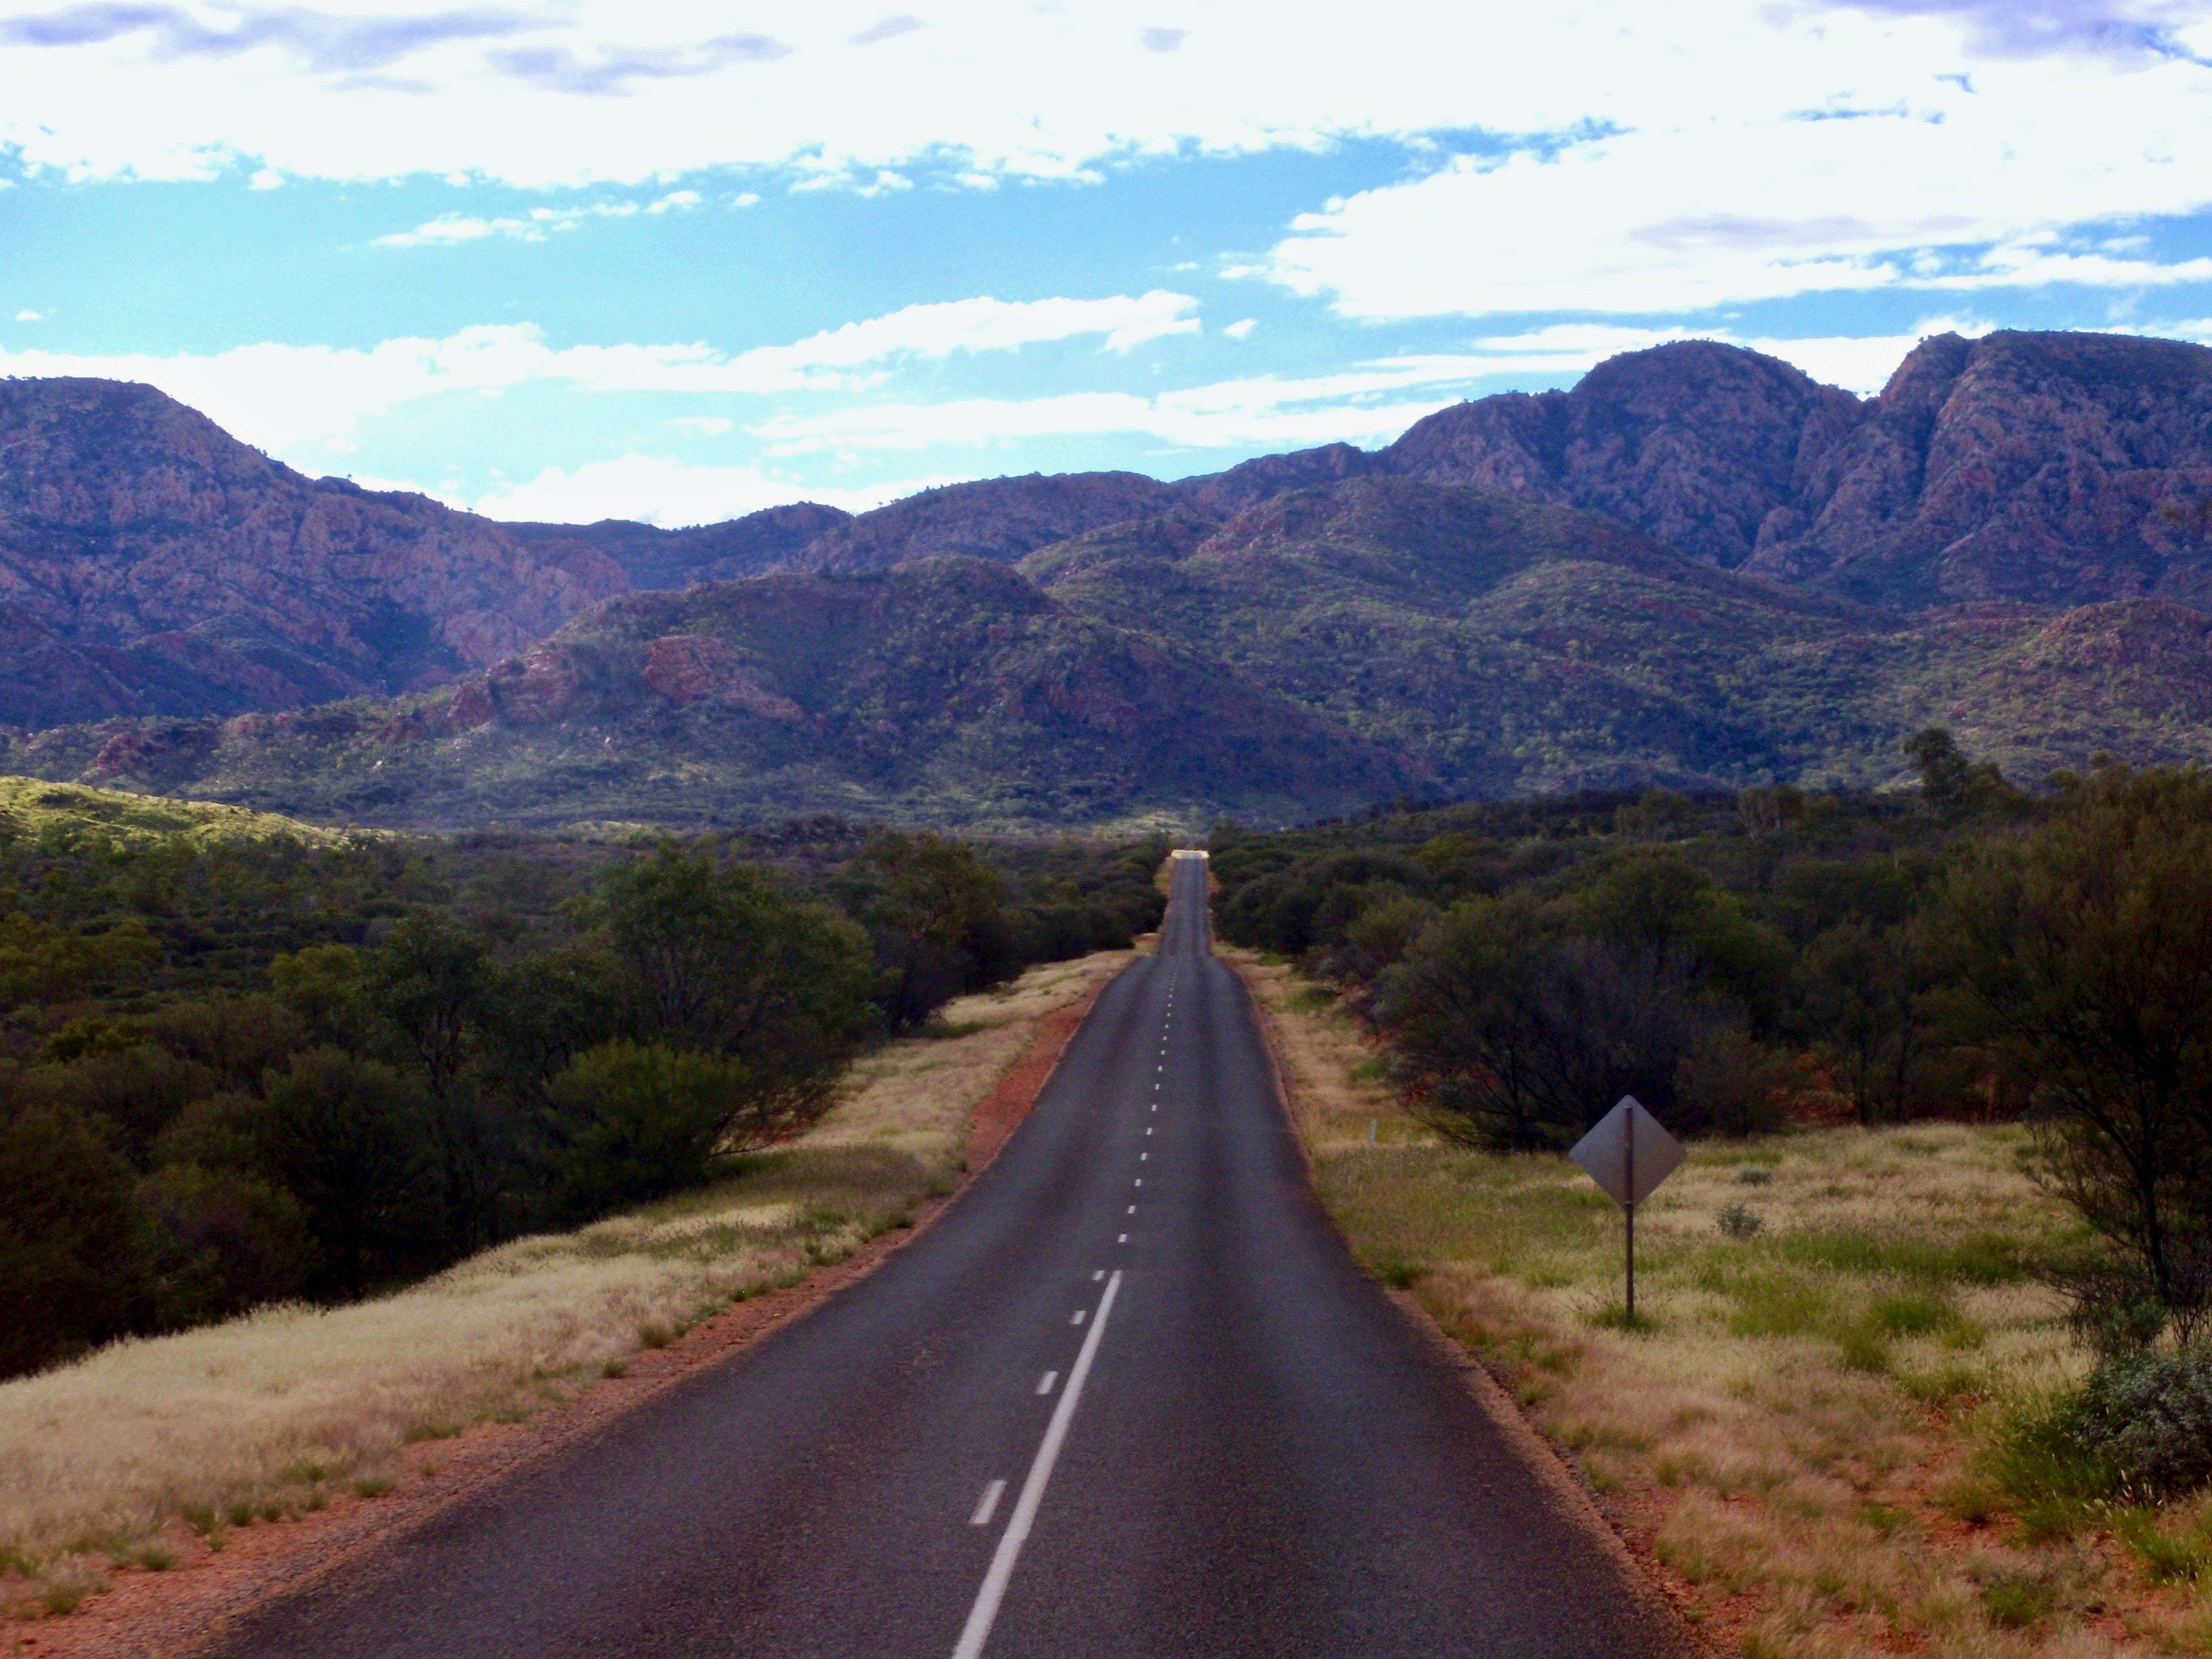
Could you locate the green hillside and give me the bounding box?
[9,480,2212,832]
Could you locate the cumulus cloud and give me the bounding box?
[1267,15,2212,321]
[0,293,1205,451]
[375,190,701,245]
[470,455,946,525]
[14,310,42,322]
[4,0,2205,324]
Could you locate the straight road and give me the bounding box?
[213,855,1685,1659]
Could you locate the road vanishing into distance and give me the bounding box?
[214,855,1685,1659]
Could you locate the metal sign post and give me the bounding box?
[1569,1096,1685,1322]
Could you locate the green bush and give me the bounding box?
[0,1104,149,1376]
[140,1163,316,1328]
[543,1042,756,1218]
[2070,1345,2212,1498]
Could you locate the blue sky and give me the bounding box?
[5,0,2212,525]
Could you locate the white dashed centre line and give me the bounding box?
[969,1481,1006,1527]
[954,1273,1124,1659]
[1092,1270,1104,1282]
[1036,1371,1057,1396]
[1070,1309,1085,1325]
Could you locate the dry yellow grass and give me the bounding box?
[0,948,1129,1604]
[1229,950,2211,1659]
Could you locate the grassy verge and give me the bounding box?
[0,948,1127,1617]
[1230,949,2212,1659]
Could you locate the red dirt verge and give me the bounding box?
[12,966,1122,1659]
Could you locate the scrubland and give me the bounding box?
[1235,951,2212,1659]
[0,949,1124,1618]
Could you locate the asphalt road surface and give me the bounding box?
[213,854,1685,1659]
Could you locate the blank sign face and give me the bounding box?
[1570,1097,1685,1208]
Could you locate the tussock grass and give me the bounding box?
[0,949,1127,1618]
[1233,952,2207,1658]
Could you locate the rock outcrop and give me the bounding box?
[0,379,628,729]
[1381,330,2212,612]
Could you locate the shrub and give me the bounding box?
[1717,1202,1765,1240]
[542,1042,756,1218]
[1674,1029,1793,1138]
[2070,1345,2212,1498]
[0,1103,149,1378]
[140,1163,317,1328]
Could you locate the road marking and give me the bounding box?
[1092,1270,1103,1281]
[1141,1152,1148,1160]
[1127,1204,1136,1214]
[952,1271,1123,1659]
[1070,1309,1085,1325]
[1117,1233,1127,1243]
[970,1481,1006,1527]
[1036,1371,1057,1395]
[1134,1179,1142,1187]
[1145,1128,1152,1136]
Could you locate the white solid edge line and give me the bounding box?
[952,1271,1124,1659]
[970,1479,1006,1527]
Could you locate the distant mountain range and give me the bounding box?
[6,329,2212,829]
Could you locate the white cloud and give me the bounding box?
[1222,318,1257,339]
[248,167,283,189]
[472,455,955,525]
[0,293,1204,451]
[1740,323,1991,394]
[1267,5,2212,318]
[3,1,2209,324]
[375,197,697,246]
[14,310,41,322]
[746,355,1540,455]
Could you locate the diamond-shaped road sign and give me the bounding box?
[1569,1096,1685,1320]
[1570,1095,1685,1210]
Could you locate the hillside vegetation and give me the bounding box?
[8,331,2212,829]
[1224,744,2212,1651]
[15,474,2212,832]
[0,783,1164,1379]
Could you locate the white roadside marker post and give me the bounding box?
[1569,1096,1685,1324]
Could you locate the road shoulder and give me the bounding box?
[10,948,1136,1659]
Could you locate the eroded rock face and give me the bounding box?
[1385,340,1868,571]
[641,634,804,721]
[1384,331,2212,612]
[0,378,628,727]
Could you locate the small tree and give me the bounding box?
[0,1104,148,1378]
[596,846,875,1126]
[1934,766,2212,1339]
[541,1042,756,1218]
[258,1048,434,1300]
[1376,895,1715,1150]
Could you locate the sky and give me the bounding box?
[4,1,2212,526]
